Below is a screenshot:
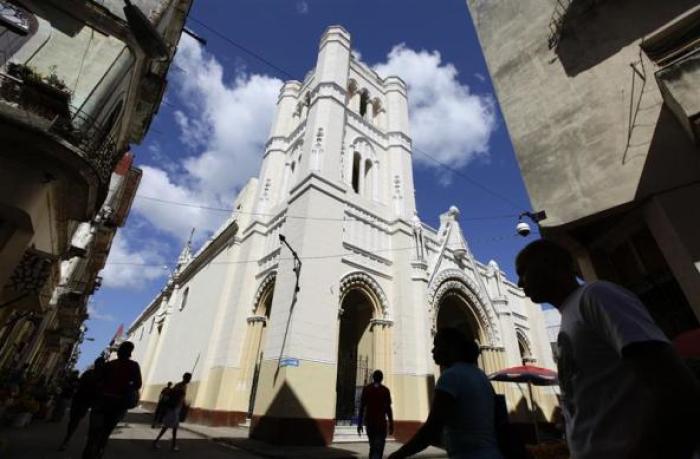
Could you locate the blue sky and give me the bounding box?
[78,0,536,369]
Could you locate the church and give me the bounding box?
[126,25,557,445]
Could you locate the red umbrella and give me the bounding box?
[489,365,558,444]
[673,328,700,358]
[489,364,558,385]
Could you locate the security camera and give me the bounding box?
[516,221,531,237]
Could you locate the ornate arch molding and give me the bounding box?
[428,269,501,347]
[339,271,390,321]
[350,136,377,160]
[251,271,277,315]
[515,327,535,361]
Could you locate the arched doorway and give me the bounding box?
[244,277,275,419]
[335,288,375,425]
[436,290,486,369]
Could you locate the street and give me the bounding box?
[1,412,261,459]
[1,411,447,459]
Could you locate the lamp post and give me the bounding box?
[275,235,302,378]
[278,234,301,290]
[516,210,547,237]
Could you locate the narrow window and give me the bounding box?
[364,159,373,198]
[351,152,361,193]
[180,287,190,311]
[359,91,370,118]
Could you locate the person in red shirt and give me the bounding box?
[82,342,141,459]
[358,369,394,459]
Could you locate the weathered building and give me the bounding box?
[466,0,700,338]
[127,26,557,446]
[0,0,191,380]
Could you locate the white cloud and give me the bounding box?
[296,1,309,14]
[373,45,496,174]
[100,232,168,289]
[87,302,115,322]
[131,35,282,241]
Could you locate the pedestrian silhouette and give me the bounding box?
[82,341,142,459]
[389,328,503,459]
[153,372,191,451]
[358,369,394,459]
[516,239,700,459]
[59,357,105,451]
[152,381,173,428]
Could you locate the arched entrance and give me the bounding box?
[335,289,374,425]
[244,276,275,419]
[436,290,487,369]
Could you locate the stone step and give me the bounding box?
[332,425,395,444]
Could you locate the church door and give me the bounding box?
[335,289,374,425]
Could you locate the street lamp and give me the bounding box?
[279,234,301,291]
[517,210,547,237]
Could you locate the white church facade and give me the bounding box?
[126,26,557,445]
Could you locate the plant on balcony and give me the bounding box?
[4,62,71,119]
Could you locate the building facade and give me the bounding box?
[0,0,191,382]
[466,1,700,339]
[128,26,556,446]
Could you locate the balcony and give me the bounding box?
[0,64,122,185]
[642,5,700,143]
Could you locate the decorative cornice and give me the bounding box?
[370,318,393,328]
[247,314,268,324]
[342,242,392,267]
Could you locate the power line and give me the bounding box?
[105,238,522,268]
[187,16,296,80]
[411,146,524,211]
[163,16,528,213]
[130,192,518,222]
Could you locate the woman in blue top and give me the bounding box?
[389,328,503,459]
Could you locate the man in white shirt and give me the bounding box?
[516,239,699,459]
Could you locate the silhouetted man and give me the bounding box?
[358,370,394,459]
[153,372,192,451]
[151,381,172,428]
[389,329,502,459]
[82,341,141,459]
[59,357,105,451]
[516,239,700,459]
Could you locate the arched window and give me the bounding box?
[351,152,361,193]
[180,287,190,311]
[359,90,370,118]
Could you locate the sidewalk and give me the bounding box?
[179,420,448,458]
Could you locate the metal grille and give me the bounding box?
[335,354,371,425]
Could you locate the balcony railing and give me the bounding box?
[0,69,120,183]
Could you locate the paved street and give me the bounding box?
[1,412,261,459]
[1,410,447,458]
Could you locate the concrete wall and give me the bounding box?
[466,0,700,228]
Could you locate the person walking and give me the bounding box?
[515,239,700,459]
[59,357,105,450]
[390,328,503,459]
[151,381,173,428]
[153,372,191,451]
[82,342,142,459]
[358,369,394,459]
